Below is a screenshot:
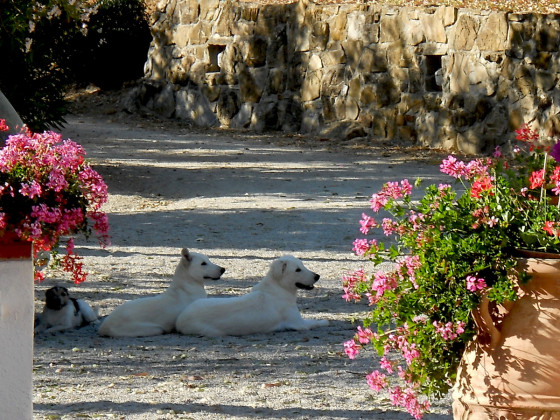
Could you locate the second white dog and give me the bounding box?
[98,248,225,337]
[175,255,329,336]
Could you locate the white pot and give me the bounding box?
[0,239,33,420]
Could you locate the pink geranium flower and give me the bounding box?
[0,123,110,283]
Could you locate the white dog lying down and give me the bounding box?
[175,255,329,336]
[98,248,225,337]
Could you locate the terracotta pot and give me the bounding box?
[452,256,560,419]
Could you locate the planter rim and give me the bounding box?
[0,232,32,260]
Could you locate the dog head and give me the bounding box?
[45,286,70,311]
[269,255,320,292]
[179,248,226,282]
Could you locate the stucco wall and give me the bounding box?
[134,0,560,153]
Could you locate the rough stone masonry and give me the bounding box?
[132,0,560,154]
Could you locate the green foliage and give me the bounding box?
[0,0,151,131]
[0,0,87,131]
[83,0,152,89]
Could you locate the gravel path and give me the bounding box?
[32,113,453,420]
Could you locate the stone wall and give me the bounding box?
[135,0,560,153]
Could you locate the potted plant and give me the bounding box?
[0,118,110,282]
[343,125,560,419]
[0,118,109,420]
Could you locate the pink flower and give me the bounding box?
[342,269,366,302]
[466,275,487,292]
[440,155,465,178]
[529,169,546,189]
[543,221,560,237]
[356,326,374,344]
[371,270,398,300]
[433,320,466,340]
[359,213,377,234]
[370,193,389,212]
[352,238,376,257]
[19,180,42,198]
[365,370,387,391]
[470,176,493,199]
[493,146,502,158]
[352,238,369,256]
[343,340,360,359]
[379,356,394,373]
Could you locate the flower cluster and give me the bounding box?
[343,125,560,418]
[0,120,109,283]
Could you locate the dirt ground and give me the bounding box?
[32,89,454,420]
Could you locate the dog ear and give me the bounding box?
[270,258,288,279]
[181,248,192,262]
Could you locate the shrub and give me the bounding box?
[84,0,152,89]
[0,1,87,131]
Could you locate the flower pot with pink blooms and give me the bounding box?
[342,124,560,419]
[0,118,110,283]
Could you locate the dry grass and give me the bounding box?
[238,0,560,14]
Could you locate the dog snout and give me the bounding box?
[47,296,65,310]
[220,267,226,275]
[314,273,320,281]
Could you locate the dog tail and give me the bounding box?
[74,299,99,324]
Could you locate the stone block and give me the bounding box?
[457,129,485,155]
[293,23,311,52]
[301,70,322,102]
[330,13,347,42]
[420,11,447,43]
[217,90,241,123]
[309,54,323,71]
[380,13,401,43]
[477,13,508,51]
[202,84,221,102]
[536,24,560,52]
[178,0,199,23]
[321,48,346,66]
[311,21,329,50]
[243,37,268,67]
[360,86,376,105]
[385,42,408,68]
[342,40,364,71]
[441,6,457,26]
[238,68,261,103]
[241,7,259,22]
[232,21,255,37]
[175,89,219,126]
[536,70,555,91]
[451,14,478,51]
[514,66,536,97]
[321,66,345,96]
[172,25,190,48]
[449,53,470,94]
[348,11,366,41]
[230,103,254,129]
[402,16,424,45]
[200,0,220,20]
[269,68,286,94]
